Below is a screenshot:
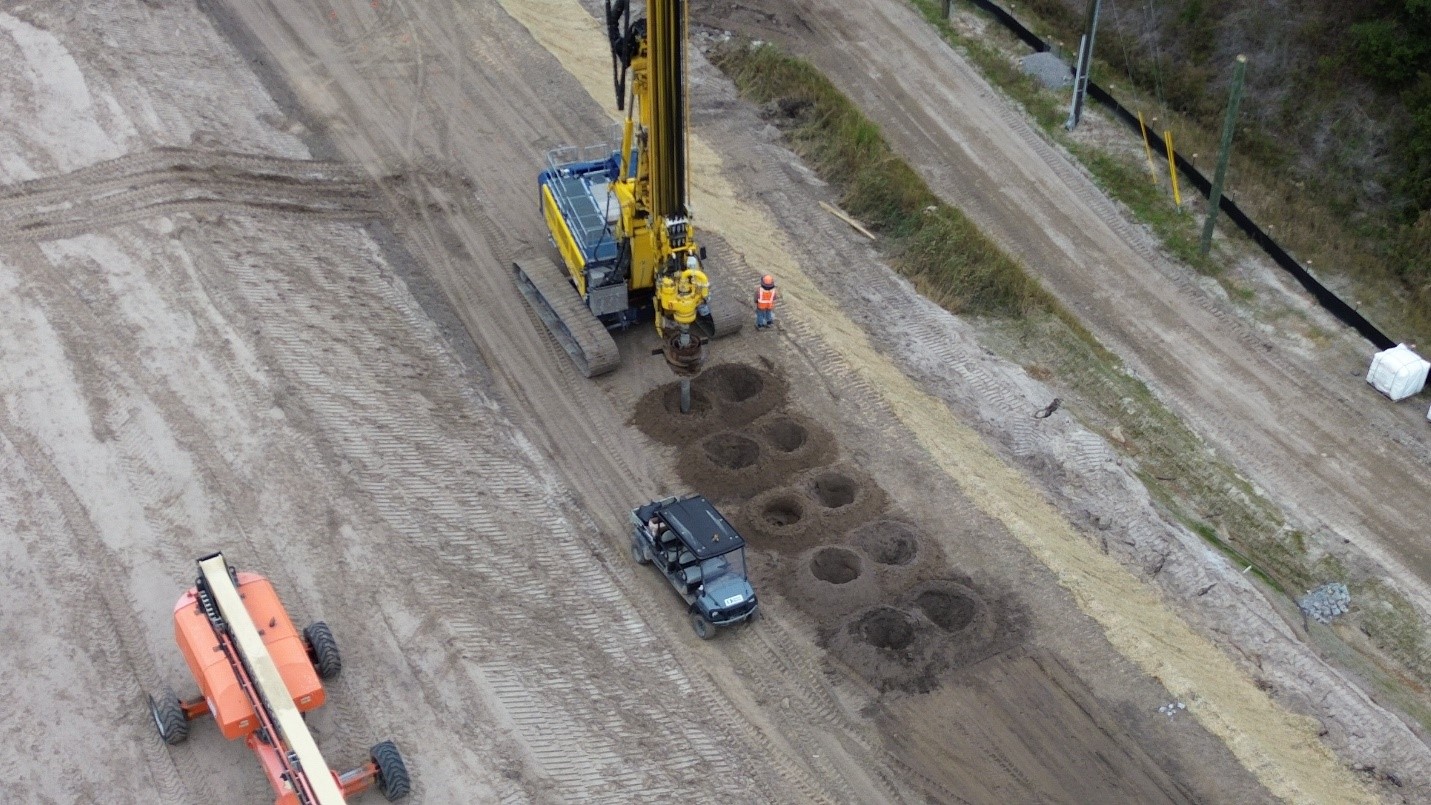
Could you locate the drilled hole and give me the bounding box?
[762,497,804,527]
[703,434,760,469]
[851,521,919,566]
[708,364,764,403]
[858,607,916,651]
[761,418,808,453]
[811,547,862,585]
[810,472,857,508]
[915,590,978,632]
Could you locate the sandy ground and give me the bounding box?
[0,1,1425,803]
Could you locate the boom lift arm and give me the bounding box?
[149,553,410,804]
[607,0,708,375]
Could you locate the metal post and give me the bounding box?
[1138,111,1157,183]
[1200,55,1247,256]
[1164,130,1182,208]
[1064,0,1101,130]
[941,0,951,19]
[680,378,692,414]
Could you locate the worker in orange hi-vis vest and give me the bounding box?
[755,275,778,329]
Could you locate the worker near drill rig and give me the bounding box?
[754,275,778,329]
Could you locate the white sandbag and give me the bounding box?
[1366,344,1429,401]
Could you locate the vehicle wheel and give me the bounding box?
[690,612,715,640]
[149,688,189,745]
[370,740,411,801]
[303,621,342,680]
[631,538,651,565]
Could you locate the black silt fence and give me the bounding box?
[963,0,1395,350]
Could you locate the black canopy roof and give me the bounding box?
[657,495,745,559]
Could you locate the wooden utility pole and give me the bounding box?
[1200,55,1247,255]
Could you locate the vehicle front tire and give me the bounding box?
[304,621,342,680]
[370,740,412,801]
[690,612,715,640]
[631,538,651,565]
[149,687,189,745]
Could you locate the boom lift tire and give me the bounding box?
[690,612,715,640]
[303,621,342,681]
[149,688,190,745]
[370,740,412,801]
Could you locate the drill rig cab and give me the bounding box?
[515,0,742,378]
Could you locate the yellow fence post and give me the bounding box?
[1164,130,1182,208]
[1138,112,1157,184]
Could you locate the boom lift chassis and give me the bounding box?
[149,552,410,805]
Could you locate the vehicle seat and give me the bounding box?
[681,565,703,591]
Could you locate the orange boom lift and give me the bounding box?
[149,552,410,804]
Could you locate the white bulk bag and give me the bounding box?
[1366,344,1429,401]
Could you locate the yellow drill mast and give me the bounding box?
[521,0,740,381]
[607,0,709,375]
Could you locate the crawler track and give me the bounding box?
[513,258,621,378]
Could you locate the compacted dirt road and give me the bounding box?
[0,1,1425,803]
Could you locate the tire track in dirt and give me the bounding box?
[255,1,1069,800]
[136,214,530,798]
[0,419,206,805]
[444,185,878,800]
[252,3,866,793]
[0,237,284,800]
[789,0,1431,615]
[206,1,1200,801]
[0,149,379,244]
[189,208,772,800]
[10,233,347,799]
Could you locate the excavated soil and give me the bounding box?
[640,362,1022,692]
[674,411,836,502]
[848,519,927,568]
[632,360,787,444]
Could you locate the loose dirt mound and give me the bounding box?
[848,519,925,567]
[632,361,788,444]
[822,574,1026,692]
[675,411,837,501]
[641,360,1026,694]
[777,545,881,616]
[737,464,887,553]
[826,604,945,693]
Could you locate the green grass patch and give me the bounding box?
[936,0,1431,350]
[708,42,1047,319]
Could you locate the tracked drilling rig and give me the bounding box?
[515,0,741,386]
